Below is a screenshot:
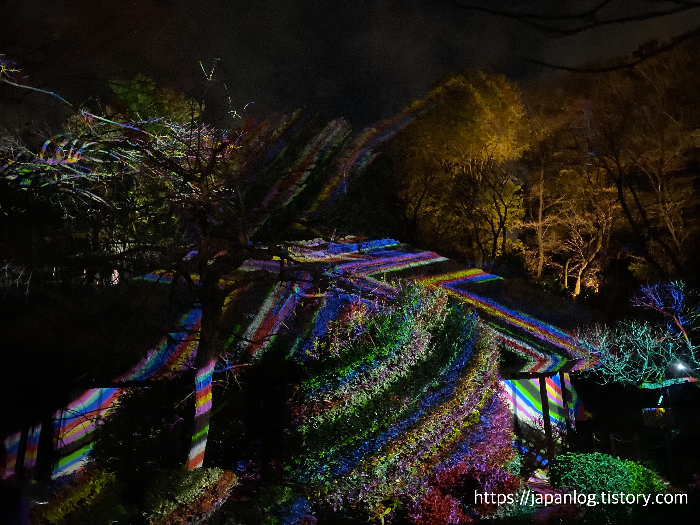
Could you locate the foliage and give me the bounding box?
[578,281,699,387]
[108,74,201,126]
[144,467,237,524]
[33,467,117,524]
[384,70,528,263]
[145,468,222,520]
[581,44,700,279]
[0,54,20,80]
[522,42,700,284]
[516,42,700,290]
[153,471,237,525]
[405,391,521,523]
[0,71,360,474]
[479,486,536,522]
[0,261,31,297]
[518,88,622,296]
[287,284,518,521]
[206,476,310,525]
[409,491,469,525]
[550,452,667,495]
[632,281,699,340]
[580,320,698,387]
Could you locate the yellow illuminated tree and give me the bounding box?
[386,70,528,264]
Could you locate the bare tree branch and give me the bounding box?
[529,26,700,72]
[456,1,700,72]
[456,1,700,37]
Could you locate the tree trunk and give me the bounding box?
[489,222,499,267]
[501,218,507,255]
[471,218,487,266]
[186,269,225,470]
[185,240,248,470]
[610,170,670,277]
[573,231,604,298]
[573,267,584,297]
[186,357,216,470]
[410,181,430,241]
[536,175,545,279]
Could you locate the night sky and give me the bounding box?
[3,0,700,128]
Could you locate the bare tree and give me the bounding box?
[578,282,699,387]
[456,0,700,71]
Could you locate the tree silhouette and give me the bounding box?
[1,65,350,471]
[456,0,700,72]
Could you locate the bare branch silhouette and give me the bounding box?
[456,1,700,71]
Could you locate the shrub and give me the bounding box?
[149,470,237,525]
[33,467,117,524]
[144,467,228,521]
[626,461,668,494]
[550,452,667,495]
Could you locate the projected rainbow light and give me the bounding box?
[239,276,315,361]
[306,76,468,217]
[2,240,590,479]
[415,271,594,373]
[2,424,43,479]
[23,424,42,472]
[2,431,21,479]
[2,71,591,481]
[45,274,257,478]
[502,375,573,428]
[232,76,474,238]
[52,388,121,477]
[246,245,593,374]
[187,359,216,470]
[249,117,352,237]
[285,293,518,512]
[503,374,586,469]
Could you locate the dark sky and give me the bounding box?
[3,0,700,128]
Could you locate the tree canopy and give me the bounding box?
[578,281,700,388]
[384,70,528,265]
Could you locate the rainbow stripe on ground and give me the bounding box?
[2,240,592,479]
[52,388,121,476]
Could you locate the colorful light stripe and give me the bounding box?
[54,389,121,447]
[52,443,94,478]
[187,359,216,470]
[501,376,568,428]
[48,297,206,477]
[23,424,42,471]
[293,305,482,485]
[3,239,592,480]
[2,431,21,479]
[417,268,499,287]
[242,277,314,361]
[494,329,557,373]
[414,269,592,371]
[443,287,581,359]
[307,77,466,215]
[48,275,247,476]
[260,119,350,210]
[50,388,122,477]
